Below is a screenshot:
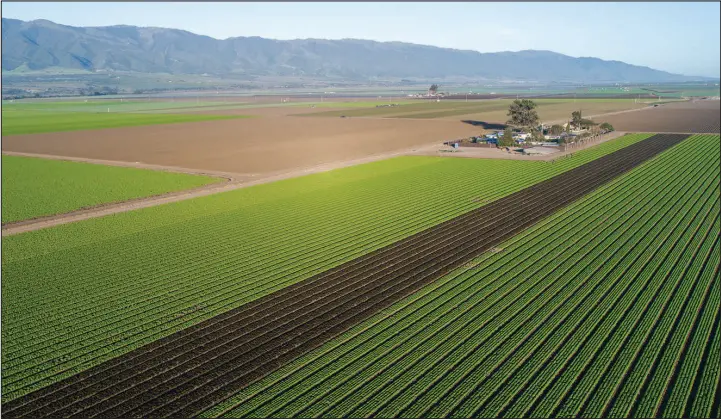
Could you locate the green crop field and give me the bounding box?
[1,108,251,135]
[0,133,654,401]
[1,155,220,223]
[201,134,720,418]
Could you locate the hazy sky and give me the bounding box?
[3,2,720,77]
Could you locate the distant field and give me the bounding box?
[1,133,653,401]
[1,155,220,223]
[300,100,487,118]
[292,100,416,108]
[1,105,251,135]
[303,99,650,121]
[203,134,720,419]
[593,100,721,133]
[1,99,256,113]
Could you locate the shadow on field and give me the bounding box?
[461,120,508,130]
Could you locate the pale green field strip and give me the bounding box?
[2,100,252,114]
[1,110,251,135]
[201,134,720,418]
[303,99,641,118]
[0,134,652,400]
[291,101,416,108]
[299,100,487,118]
[392,99,645,120]
[2,99,412,116]
[1,155,220,223]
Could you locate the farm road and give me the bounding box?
[0,133,690,418]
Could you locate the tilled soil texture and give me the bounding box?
[1,117,478,175]
[1,133,690,419]
[593,100,720,133]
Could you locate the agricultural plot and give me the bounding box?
[594,100,721,133]
[1,134,702,418]
[0,115,482,175]
[200,134,720,419]
[303,99,647,121]
[1,99,254,114]
[1,155,220,223]
[1,102,251,135]
[1,134,652,402]
[298,100,489,118]
[291,100,416,108]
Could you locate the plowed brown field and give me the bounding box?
[592,100,720,133]
[1,116,478,175]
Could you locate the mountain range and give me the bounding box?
[1,18,712,83]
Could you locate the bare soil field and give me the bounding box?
[1,116,479,175]
[438,100,649,123]
[302,99,651,122]
[591,100,720,133]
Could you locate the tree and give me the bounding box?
[506,99,539,132]
[550,124,564,135]
[429,84,439,95]
[600,122,614,132]
[571,110,584,129]
[530,129,545,143]
[580,118,597,129]
[498,128,515,147]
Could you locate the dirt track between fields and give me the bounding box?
[1,134,690,419]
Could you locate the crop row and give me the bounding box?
[0,133,653,400]
[196,134,720,418]
[1,134,688,418]
[206,158,660,418]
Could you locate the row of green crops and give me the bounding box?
[1,155,220,223]
[1,110,251,136]
[201,134,720,418]
[0,134,655,400]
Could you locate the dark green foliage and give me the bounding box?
[499,128,516,147]
[550,124,565,135]
[507,99,540,131]
[600,122,615,132]
[571,110,583,128]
